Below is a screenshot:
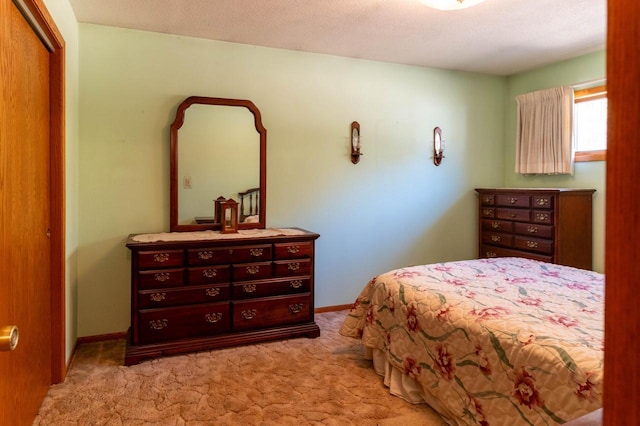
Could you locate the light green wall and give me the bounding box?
[43,0,80,364]
[505,51,606,272]
[77,24,506,336]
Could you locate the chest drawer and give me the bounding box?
[233,277,311,300]
[138,283,230,309]
[481,219,513,233]
[496,208,531,222]
[274,242,313,259]
[188,265,231,284]
[496,194,530,208]
[139,268,185,290]
[481,232,513,248]
[513,236,554,254]
[532,210,554,224]
[514,222,554,239]
[188,244,272,265]
[232,261,273,281]
[138,302,231,343]
[274,258,312,277]
[138,250,184,269]
[480,245,553,263]
[232,294,311,331]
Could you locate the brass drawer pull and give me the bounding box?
[491,221,500,229]
[198,251,213,260]
[290,280,303,289]
[483,209,493,216]
[154,272,170,282]
[486,252,497,258]
[205,313,223,323]
[246,265,260,275]
[491,235,501,242]
[150,292,166,302]
[153,253,170,263]
[149,319,168,330]
[243,284,257,293]
[202,269,217,278]
[483,196,492,204]
[508,197,518,204]
[526,241,539,248]
[509,212,518,218]
[526,226,538,233]
[205,288,220,297]
[287,262,300,271]
[536,198,549,206]
[241,309,257,320]
[287,246,300,254]
[249,248,263,257]
[289,303,304,314]
[536,213,549,221]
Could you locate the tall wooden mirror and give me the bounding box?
[170,96,266,232]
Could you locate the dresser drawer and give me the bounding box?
[532,210,554,224]
[274,258,312,277]
[232,294,311,331]
[532,195,554,209]
[138,284,230,309]
[480,245,553,263]
[480,194,495,206]
[138,250,184,269]
[496,208,531,222]
[481,219,513,233]
[188,265,231,284]
[514,236,554,254]
[138,302,231,343]
[233,277,311,300]
[139,268,185,290]
[481,232,513,248]
[187,244,272,265]
[480,207,495,218]
[514,222,554,239]
[496,194,530,208]
[274,241,313,259]
[232,261,273,281]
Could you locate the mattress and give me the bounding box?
[340,257,603,425]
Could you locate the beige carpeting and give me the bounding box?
[35,311,447,425]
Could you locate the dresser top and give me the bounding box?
[126,227,319,249]
[475,187,596,194]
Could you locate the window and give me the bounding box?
[574,85,607,162]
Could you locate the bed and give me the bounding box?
[339,257,603,425]
[238,187,259,223]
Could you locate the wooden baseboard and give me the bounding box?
[315,304,352,313]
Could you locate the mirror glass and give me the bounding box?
[170,97,266,232]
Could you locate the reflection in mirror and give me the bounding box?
[178,105,259,224]
[170,97,266,232]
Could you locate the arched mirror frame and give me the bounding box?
[170,96,266,232]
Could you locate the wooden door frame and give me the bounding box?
[16,0,66,383]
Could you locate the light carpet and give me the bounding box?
[35,311,447,425]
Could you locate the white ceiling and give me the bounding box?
[67,0,606,76]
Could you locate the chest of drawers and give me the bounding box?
[124,228,320,365]
[475,188,595,270]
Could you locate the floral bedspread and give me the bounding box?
[339,257,603,425]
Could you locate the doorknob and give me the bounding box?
[0,325,19,351]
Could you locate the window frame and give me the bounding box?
[574,85,607,162]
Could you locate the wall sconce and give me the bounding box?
[350,121,361,164]
[433,127,445,166]
[220,198,239,233]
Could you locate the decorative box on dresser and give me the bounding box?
[475,188,595,270]
[125,228,320,365]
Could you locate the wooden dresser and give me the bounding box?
[124,228,320,365]
[475,188,595,270]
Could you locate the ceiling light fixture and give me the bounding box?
[419,0,485,10]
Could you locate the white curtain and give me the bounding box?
[515,86,574,174]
